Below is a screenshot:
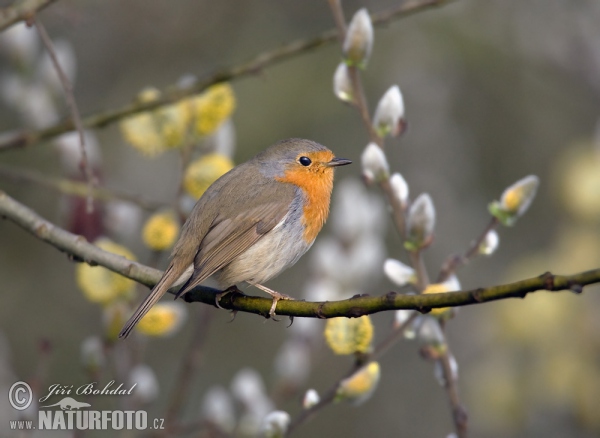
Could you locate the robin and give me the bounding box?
[119,138,351,338]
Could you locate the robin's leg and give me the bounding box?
[249,283,293,319]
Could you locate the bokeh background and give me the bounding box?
[1,0,600,437]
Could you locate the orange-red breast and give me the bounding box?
[119,138,351,338]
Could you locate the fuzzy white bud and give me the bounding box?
[201,386,235,433]
[394,309,414,329]
[383,258,415,287]
[343,8,374,68]
[39,39,77,95]
[80,336,105,371]
[260,411,290,438]
[389,172,409,208]
[361,142,389,183]
[54,130,102,176]
[302,389,320,409]
[231,368,269,406]
[129,364,159,404]
[333,62,354,103]
[417,317,445,346]
[206,118,236,158]
[274,339,311,385]
[373,85,405,137]
[434,353,458,387]
[406,193,436,250]
[443,274,461,292]
[478,229,499,256]
[0,22,39,66]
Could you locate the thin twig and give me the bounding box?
[0,0,56,31]
[379,178,406,236]
[164,307,213,434]
[0,0,456,152]
[34,16,96,213]
[328,0,428,289]
[348,66,381,145]
[286,313,418,436]
[0,163,166,211]
[438,340,468,437]
[370,312,419,361]
[327,0,347,42]
[174,144,194,222]
[438,217,499,282]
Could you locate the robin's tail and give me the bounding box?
[119,265,178,339]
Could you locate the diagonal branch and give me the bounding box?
[34,16,96,212]
[1,190,598,319]
[0,190,160,287]
[0,0,456,152]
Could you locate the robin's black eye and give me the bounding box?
[299,156,312,166]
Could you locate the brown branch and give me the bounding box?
[438,345,468,438]
[0,190,599,315]
[0,0,56,31]
[0,163,165,211]
[0,0,456,152]
[327,0,347,43]
[0,190,160,287]
[34,16,96,212]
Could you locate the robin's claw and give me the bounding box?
[215,291,228,310]
[228,310,238,323]
[215,286,245,310]
[267,291,292,321]
[250,283,293,321]
[287,316,294,328]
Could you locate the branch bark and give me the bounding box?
[0,0,456,152]
[1,190,598,320]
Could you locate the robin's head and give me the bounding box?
[257,138,351,243]
[256,138,351,180]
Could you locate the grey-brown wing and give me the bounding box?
[176,190,295,296]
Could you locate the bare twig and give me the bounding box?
[0,0,456,152]
[328,0,428,289]
[0,163,166,211]
[286,313,418,436]
[438,344,468,438]
[370,312,419,361]
[34,16,96,212]
[0,0,56,31]
[438,217,499,282]
[164,307,213,434]
[327,0,347,42]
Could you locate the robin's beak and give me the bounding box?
[325,157,352,167]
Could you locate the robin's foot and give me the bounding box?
[250,283,293,320]
[215,286,245,310]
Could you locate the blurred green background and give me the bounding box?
[1,0,600,437]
